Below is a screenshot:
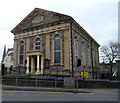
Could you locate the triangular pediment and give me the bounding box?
[11,8,72,34]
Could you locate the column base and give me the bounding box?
[36,70,43,75]
[41,70,43,74]
[31,70,35,74]
[26,70,30,74]
[36,70,41,74]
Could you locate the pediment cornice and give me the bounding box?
[11,8,72,34]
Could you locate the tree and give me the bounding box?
[100,41,119,79]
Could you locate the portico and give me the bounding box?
[26,50,44,75]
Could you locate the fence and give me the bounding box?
[2,76,64,88]
[1,65,119,80]
[2,75,120,89]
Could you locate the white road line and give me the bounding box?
[2,90,94,94]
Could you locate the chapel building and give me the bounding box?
[11,8,100,78]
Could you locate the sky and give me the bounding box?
[0,0,119,61]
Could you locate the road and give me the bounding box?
[2,89,119,101]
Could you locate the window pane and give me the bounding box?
[20,55,23,64]
[54,44,60,50]
[35,38,41,50]
[20,45,24,54]
[54,39,60,50]
[54,39,60,44]
[54,35,60,51]
[54,52,60,63]
[55,35,60,39]
[36,42,40,45]
[35,46,40,50]
[54,35,60,64]
[20,41,24,64]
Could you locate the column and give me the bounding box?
[31,56,34,74]
[41,56,44,74]
[36,55,40,74]
[26,56,30,74]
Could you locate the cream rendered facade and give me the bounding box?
[2,48,13,68]
[11,8,100,78]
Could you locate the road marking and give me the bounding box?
[2,90,36,93]
[2,90,94,95]
[78,92,94,94]
[2,90,73,94]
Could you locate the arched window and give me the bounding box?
[54,35,60,64]
[20,41,24,64]
[35,38,41,50]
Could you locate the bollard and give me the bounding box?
[76,79,78,92]
[35,78,37,87]
[73,78,78,93]
[55,79,57,88]
[16,77,18,86]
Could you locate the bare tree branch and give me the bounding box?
[100,41,119,63]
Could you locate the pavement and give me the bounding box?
[2,85,93,93]
[2,85,119,101]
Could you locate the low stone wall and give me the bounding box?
[77,79,120,88]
